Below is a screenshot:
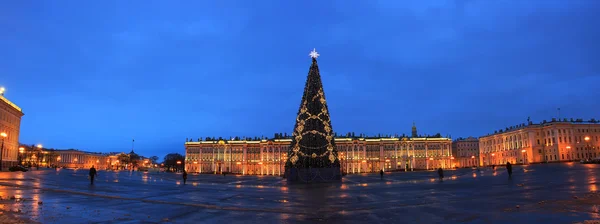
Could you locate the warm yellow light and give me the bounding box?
[585,136,590,141]
[385,159,390,162]
[451,157,455,160]
[57,157,61,161]
[258,162,263,165]
[429,157,433,160]
[491,153,495,156]
[236,162,241,165]
[96,160,99,163]
[37,144,42,149]
[522,149,527,152]
[471,156,475,159]
[566,146,571,149]
[193,161,198,164]
[0,87,5,94]
[19,147,25,152]
[0,132,6,138]
[176,161,182,164]
[361,160,367,163]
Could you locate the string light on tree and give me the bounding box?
[286,48,340,182]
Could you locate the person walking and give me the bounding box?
[182,170,188,185]
[506,162,513,178]
[89,166,97,185]
[437,168,444,181]
[380,169,384,180]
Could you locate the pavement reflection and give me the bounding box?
[0,163,597,223]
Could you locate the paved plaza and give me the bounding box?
[0,163,599,223]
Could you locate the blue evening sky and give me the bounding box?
[1,0,599,159]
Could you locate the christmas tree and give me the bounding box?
[286,49,340,171]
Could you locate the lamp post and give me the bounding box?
[176,160,182,172]
[521,149,527,165]
[0,132,6,171]
[19,147,25,165]
[585,136,590,160]
[491,153,495,166]
[471,155,476,167]
[36,144,42,170]
[566,146,572,161]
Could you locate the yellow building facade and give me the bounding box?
[452,137,479,168]
[479,119,600,166]
[184,137,453,175]
[0,93,24,169]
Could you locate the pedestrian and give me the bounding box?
[182,170,188,185]
[380,169,384,180]
[89,166,97,185]
[438,168,444,181]
[506,162,513,178]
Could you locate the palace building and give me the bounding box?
[0,89,25,169]
[184,129,453,175]
[452,137,479,168]
[479,118,600,166]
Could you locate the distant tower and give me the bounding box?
[411,122,418,137]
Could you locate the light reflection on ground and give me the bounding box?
[0,163,597,223]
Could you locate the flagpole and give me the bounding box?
[132,139,135,152]
[557,108,561,120]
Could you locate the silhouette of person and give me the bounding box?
[506,162,513,178]
[89,166,97,185]
[182,170,188,185]
[437,168,444,181]
[380,169,384,180]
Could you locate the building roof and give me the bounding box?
[481,118,600,138]
[185,137,451,145]
[0,95,23,113]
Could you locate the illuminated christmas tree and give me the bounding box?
[286,49,340,181]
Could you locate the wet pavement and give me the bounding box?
[0,163,598,224]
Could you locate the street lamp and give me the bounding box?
[177,160,182,172]
[19,147,25,165]
[521,149,527,164]
[36,144,42,169]
[0,87,5,96]
[0,132,6,171]
[585,136,591,160]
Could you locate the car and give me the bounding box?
[8,165,29,172]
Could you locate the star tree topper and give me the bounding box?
[309,48,320,59]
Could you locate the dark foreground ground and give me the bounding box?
[0,163,599,224]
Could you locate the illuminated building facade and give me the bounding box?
[452,137,479,168]
[479,118,600,166]
[55,149,111,169]
[0,92,24,169]
[184,135,453,175]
